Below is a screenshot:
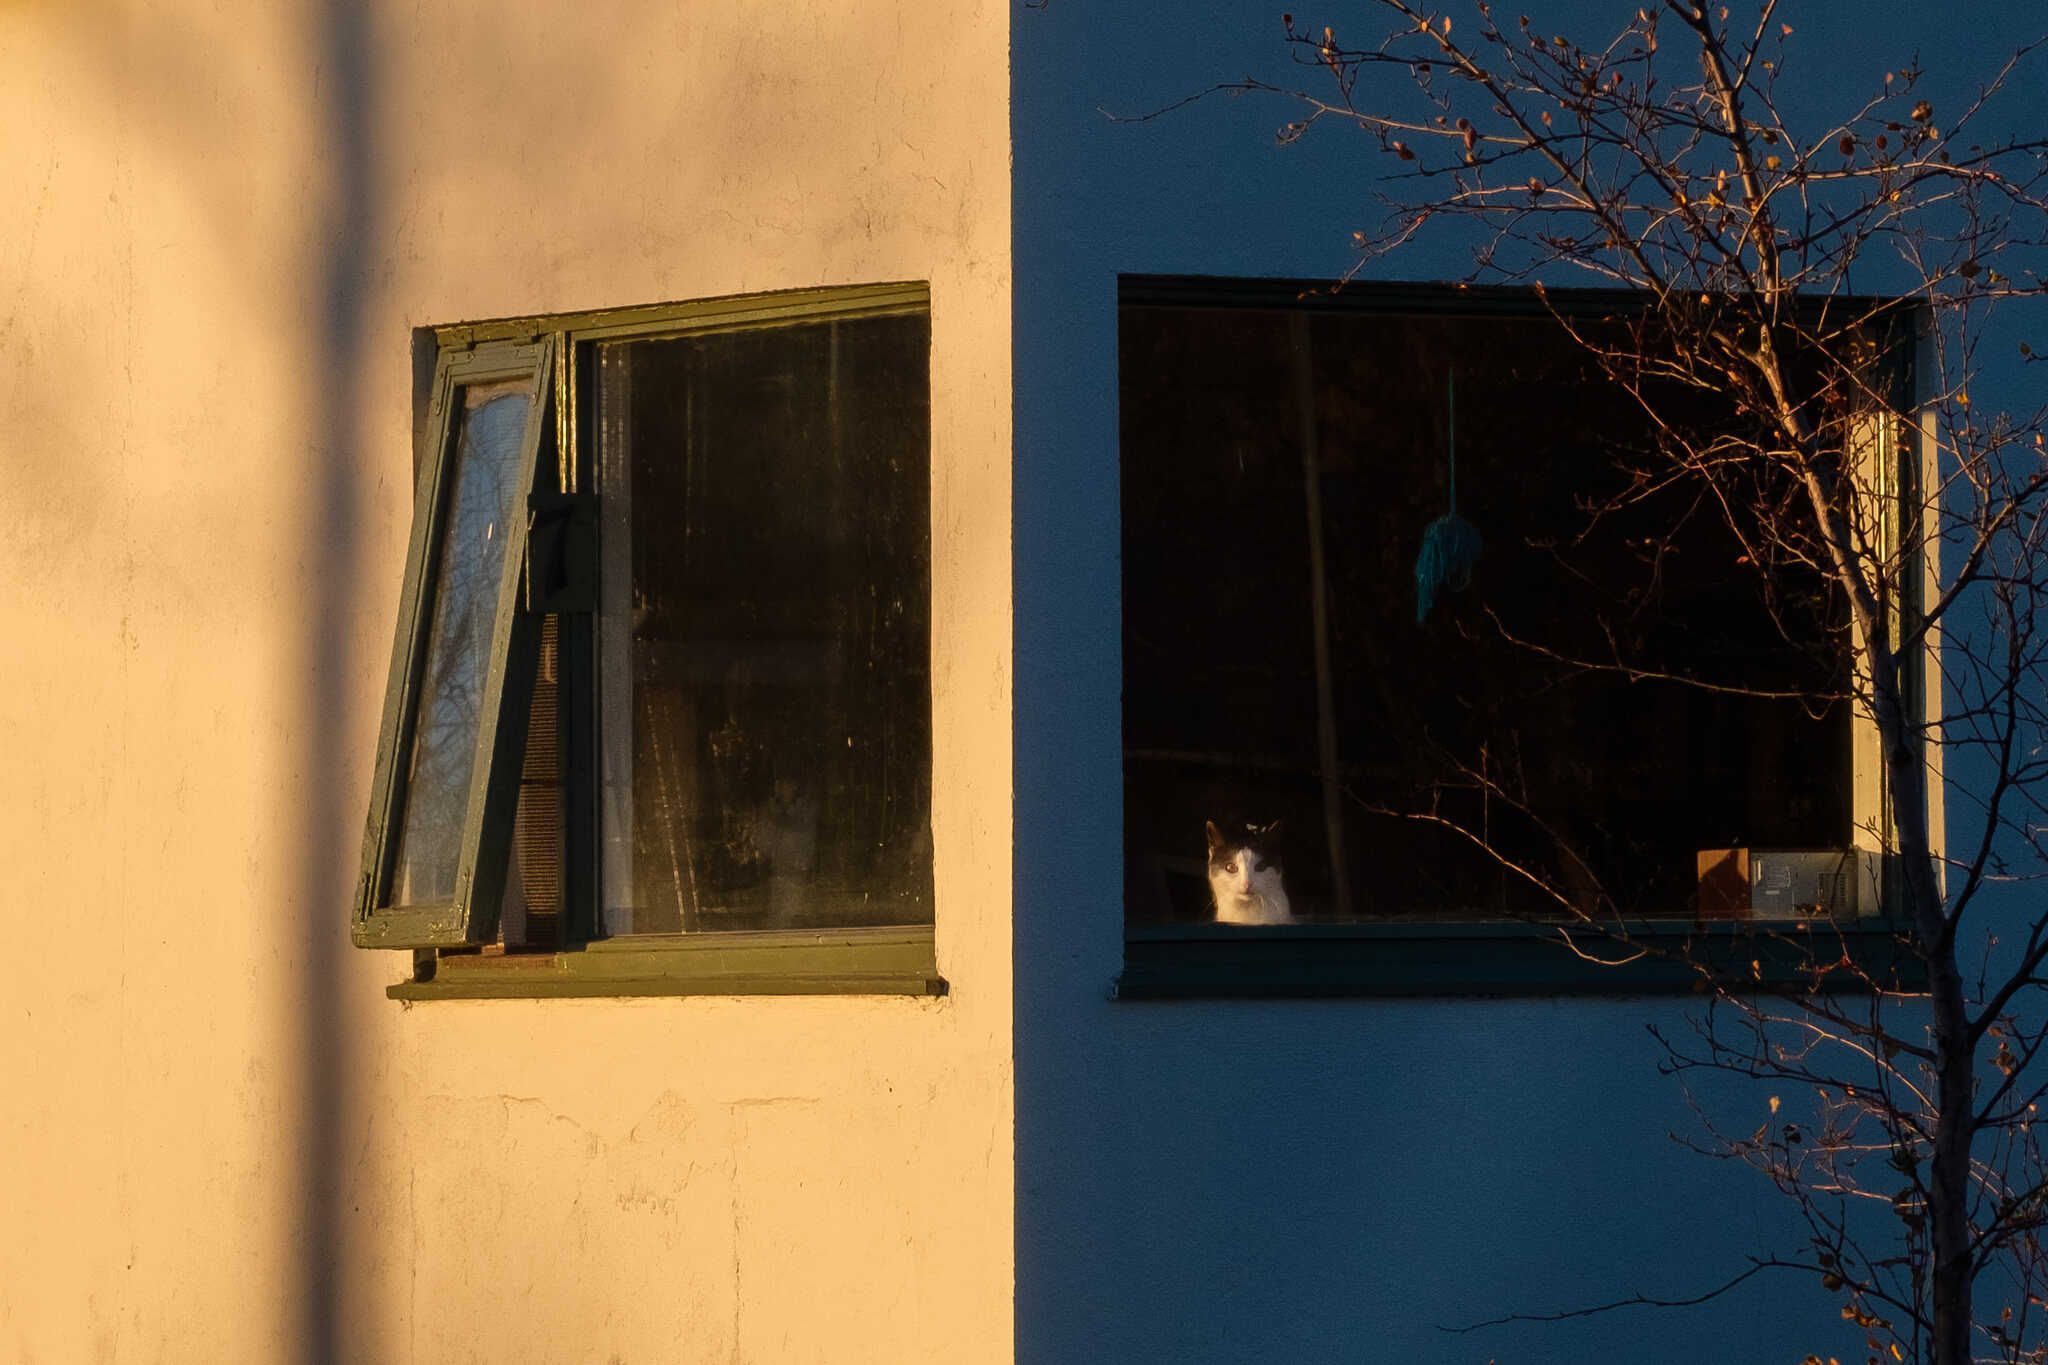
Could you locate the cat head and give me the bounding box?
[1205,819,1284,870]
[1205,819,1287,920]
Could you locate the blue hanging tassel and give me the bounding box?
[1414,370,1482,623]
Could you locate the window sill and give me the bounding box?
[388,926,945,1001]
[1116,921,1928,1000]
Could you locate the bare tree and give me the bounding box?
[1213,4,2048,1361]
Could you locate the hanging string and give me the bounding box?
[1414,368,1483,623]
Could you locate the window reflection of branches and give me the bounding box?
[390,384,532,905]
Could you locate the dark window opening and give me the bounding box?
[1121,297,1853,926]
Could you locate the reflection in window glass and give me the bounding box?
[1120,305,1849,925]
[597,314,933,934]
[390,380,532,906]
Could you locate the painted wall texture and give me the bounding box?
[1010,3,2041,1363]
[9,0,2038,1360]
[0,2,1011,1363]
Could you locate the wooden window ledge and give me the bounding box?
[390,926,945,1001]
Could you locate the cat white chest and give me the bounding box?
[1211,889,1292,925]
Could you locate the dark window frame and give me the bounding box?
[358,283,945,1000]
[1113,275,1933,998]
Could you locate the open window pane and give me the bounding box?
[389,379,536,905]
[1120,300,1852,926]
[355,338,553,949]
[597,312,933,934]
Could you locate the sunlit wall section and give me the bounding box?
[0,2,1013,1362]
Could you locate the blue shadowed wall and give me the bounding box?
[1010,4,2045,1361]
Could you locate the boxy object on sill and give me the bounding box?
[1697,848,1880,921]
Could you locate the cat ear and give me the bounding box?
[1262,820,1284,844]
[1205,820,1226,852]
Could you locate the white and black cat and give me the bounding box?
[1205,820,1292,925]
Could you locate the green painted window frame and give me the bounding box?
[360,283,943,1000]
[1113,275,1935,1000]
[391,928,944,1001]
[355,338,556,950]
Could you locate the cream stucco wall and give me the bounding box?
[0,3,1012,1362]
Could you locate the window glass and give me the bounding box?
[1120,304,1850,925]
[389,380,534,907]
[596,313,933,934]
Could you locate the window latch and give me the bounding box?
[525,491,596,615]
